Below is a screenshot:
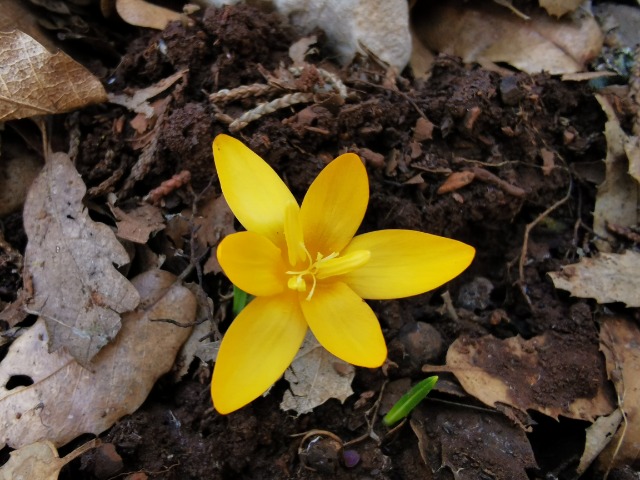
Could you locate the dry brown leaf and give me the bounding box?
[596,316,640,471]
[0,31,107,121]
[280,333,355,416]
[439,332,615,421]
[115,0,183,30]
[23,152,140,365]
[110,203,165,244]
[108,68,188,117]
[413,0,603,74]
[410,404,537,478]
[539,0,584,17]
[0,439,98,480]
[548,251,640,307]
[0,0,58,52]
[592,95,639,248]
[0,269,196,449]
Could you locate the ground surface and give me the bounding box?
[0,3,636,479]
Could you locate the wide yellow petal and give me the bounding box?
[211,293,307,414]
[213,134,297,245]
[300,282,386,367]
[341,230,475,300]
[217,231,286,296]
[300,153,368,256]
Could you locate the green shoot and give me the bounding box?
[232,285,253,317]
[382,376,438,427]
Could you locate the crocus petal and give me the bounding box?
[300,282,386,367]
[213,134,297,245]
[217,231,286,297]
[211,293,307,414]
[300,153,368,256]
[341,230,475,299]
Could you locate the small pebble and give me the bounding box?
[457,277,494,311]
[396,322,445,368]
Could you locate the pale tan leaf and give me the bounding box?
[592,95,639,247]
[441,332,615,421]
[0,31,107,121]
[0,439,98,480]
[115,0,183,30]
[414,0,603,74]
[280,333,355,416]
[597,317,640,471]
[23,152,140,365]
[548,251,640,307]
[539,0,584,17]
[0,269,196,449]
[577,409,623,475]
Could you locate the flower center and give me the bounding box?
[286,248,370,301]
[283,202,369,300]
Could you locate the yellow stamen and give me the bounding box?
[285,247,370,301]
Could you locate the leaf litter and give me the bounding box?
[1,1,639,478]
[23,152,140,365]
[0,269,195,450]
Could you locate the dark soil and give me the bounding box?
[1,2,633,480]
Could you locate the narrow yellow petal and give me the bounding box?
[284,201,307,267]
[213,134,297,246]
[211,293,307,414]
[300,153,368,256]
[341,230,475,300]
[217,231,286,296]
[300,282,386,367]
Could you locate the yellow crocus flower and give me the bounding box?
[211,134,475,414]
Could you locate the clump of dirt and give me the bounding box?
[0,3,616,479]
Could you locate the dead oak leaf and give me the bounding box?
[280,333,355,416]
[23,152,140,365]
[437,332,615,422]
[0,269,195,450]
[0,30,107,121]
[548,250,640,307]
[0,439,98,480]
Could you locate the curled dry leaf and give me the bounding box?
[0,31,107,121]
[438,332,615,421]
[548,250,640,308]
[596,316,640,472]
[592,95,639,248]
[0,269,196,450]
[23,152,140,365]
[0,439,98,480]
[116,0,183,30]
[280,333,355,416]
[413,0,603,74]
